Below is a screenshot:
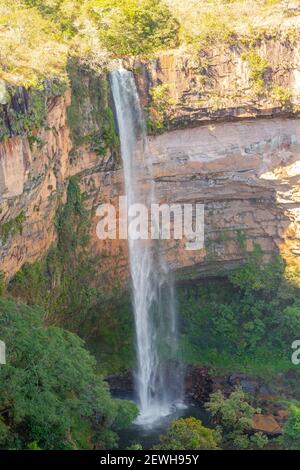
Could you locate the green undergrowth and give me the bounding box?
[9,176,94,328]
[241,50,269,95]
[86,290,135,375]
[178,246,300,381]
[146,83,175,134]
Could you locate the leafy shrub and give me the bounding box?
[1,0,179,87]
[281,405,300,450]
[9,177,97,329]
[0,2,68,87]
[205,387,268,450]
[0,85,48,140]
[0,212,25,243]
[183,11,234,46]
[153,417,220,450]
[112,400,138,431]
[270,85,293,108]
[126,443,143,450]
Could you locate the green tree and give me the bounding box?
[153,417,219,450]
[205,387,268,450]
[0,298,137,449]
[281,405,300,450]
[87,0,179,56]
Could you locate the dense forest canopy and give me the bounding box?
[0,0,299,86]
[0,298,138,449]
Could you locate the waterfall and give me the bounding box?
[110,68,183,425]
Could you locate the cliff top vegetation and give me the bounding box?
[167,0,300,44]
[0,0,299,88]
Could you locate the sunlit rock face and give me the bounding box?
[1,45,300,283]
[129,37,300,129]
[0,89,123,280]
[75,115,300,285]
[0,93,71,277]
[147,118,300,279]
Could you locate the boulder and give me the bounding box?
[252,414,282,435]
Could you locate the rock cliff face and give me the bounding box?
[130,34,300,129]
[1,40,300,283]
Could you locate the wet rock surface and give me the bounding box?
[106,371,134,394]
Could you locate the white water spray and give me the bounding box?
[110,69,183,425]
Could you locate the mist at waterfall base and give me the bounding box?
[110,69,184,426]
[116,390,210,450]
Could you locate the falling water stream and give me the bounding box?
[110,68,183,425]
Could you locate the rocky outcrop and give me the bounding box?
[106,372,134,394]
[129,33,300,129]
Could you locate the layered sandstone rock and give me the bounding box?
[147,117,300,279]
[129,34,300,129]
[0,45,300,283]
